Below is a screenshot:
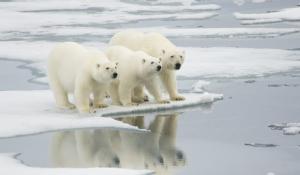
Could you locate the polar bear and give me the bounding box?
[105,46,168,106]
[48,42,118,113]
[109,30,185,101]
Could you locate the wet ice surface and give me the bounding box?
[1,0,300,174]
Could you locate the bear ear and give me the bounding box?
[162,49,166,54]
[142,59,146,63]
[97,64,100,68]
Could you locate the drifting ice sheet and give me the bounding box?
[0,90,222,138]
[234,7,300,25]
[0,153,153,175]
[269,123,300,135]
[1,41,300,83]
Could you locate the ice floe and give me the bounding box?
[0,153,152,175]
[0,1,220,34]
[0,90,222,138]
[1,27,299,40]
[233,0,270,6]
[1,41,300,82]
[234,7,300,25]
[269,123,300,135]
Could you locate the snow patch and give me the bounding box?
[0,90,222,138]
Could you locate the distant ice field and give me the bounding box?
[0,0,299,82]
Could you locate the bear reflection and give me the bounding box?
[51,113,186,174]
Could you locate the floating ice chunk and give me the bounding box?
[234,7,300,25]
[192,80,210,93]
[0,153,152,175]
[0,90,222,138]
[269,123,300,135]
[283,127,300,135]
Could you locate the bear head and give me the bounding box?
[161,48,185,70]
[135,51,162,77]
[91,61,118,83]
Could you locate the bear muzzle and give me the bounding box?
[112,72,118,79]
[156,65,162,71]
[175,63,181,70]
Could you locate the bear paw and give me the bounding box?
[171,95,185,101]
[60,103,76,110]
[132,97,145,103]
[143,95,149,102]
[158,100,170,104]
[124,102,139,106]
[79,107,96,114]
[95,103,108,108]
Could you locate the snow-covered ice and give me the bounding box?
[0,90,222,138]
[1,41,300,83]
[0,1,220,34]
[3,27,297,39]
[0,153,153,175]
[234,7,300,25]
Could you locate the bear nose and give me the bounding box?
[175,63,181,70]
[157,65,161,71]
[112,72,118,78]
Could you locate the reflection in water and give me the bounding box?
[51,113,186,174]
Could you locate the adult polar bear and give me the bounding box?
[109,30,185,101]
[105,46,168,106]
[48,42,118,113]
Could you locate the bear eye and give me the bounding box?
[151,61,154,64]
[106,67,109,70]
[170,55,174,58]
[180,55,183,58]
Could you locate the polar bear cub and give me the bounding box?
[109,30,185,101]
[105,46,168,106]
[48,42,118,113]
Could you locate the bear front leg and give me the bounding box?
[118,83,137,106]
[160,71,185,101]
[93,85,108,108]
[145,78,169,104]
[132,85,147,103]
[74,81,94,113]
[108,83,121,105]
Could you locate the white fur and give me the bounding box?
[105,46,166,106]
[109,30,186,101]
[47,42,118,113]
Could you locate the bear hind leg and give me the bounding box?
[50,79,75,109]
